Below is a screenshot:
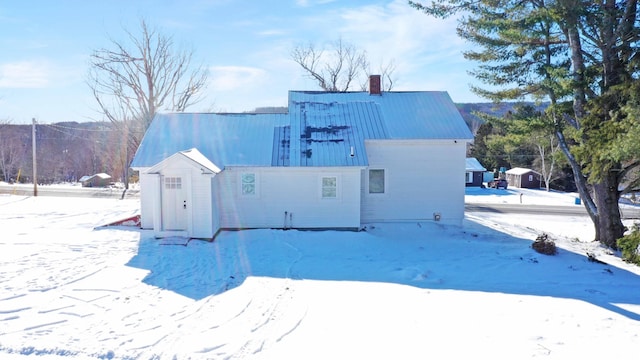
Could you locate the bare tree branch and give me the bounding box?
[291,38,387,92]
[362,59,397,91]
[87,19,209,189]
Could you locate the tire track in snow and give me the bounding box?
[229,238,308,358]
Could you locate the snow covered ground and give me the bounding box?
[465,186,582,205]
[1,190,639,359]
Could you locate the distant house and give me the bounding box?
[79,173,112,187]
[465,158,487,187]
[130,76,474,239]
[505,167,541,189]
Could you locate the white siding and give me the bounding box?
[361,140,467,225]
[139,171,156,229]
[188,168,214,239]
[143,155,216,239]
[211,178,220,236]
[167,157,214,239]
[214,167,361,229]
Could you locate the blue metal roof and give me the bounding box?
[466,158,487,172]
[131,91,473,169]
[131,112,289,168]
[288,91,474,140]
[283,100,388,167]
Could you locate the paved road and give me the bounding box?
[465,203,640,220]
[0,184,139,199]
[3,184,639,219]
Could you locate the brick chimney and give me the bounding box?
[369,74,381,95]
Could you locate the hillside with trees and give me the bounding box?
[0,121,128,185]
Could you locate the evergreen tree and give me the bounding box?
[410,0,640,248]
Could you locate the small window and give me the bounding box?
[322,176,337,198]
[528,174,534,182]
[241,173,256,196]
[369,169,385,194]
[466,172,473,184]
[165,177,181,190]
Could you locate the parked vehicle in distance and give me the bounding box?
[487,178,508,189]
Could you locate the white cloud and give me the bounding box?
[296,0,337,7]
[339,0,464,60]
[317,0,477,97]
[257,29,287,37]
[209,66,267,91]
[0,61,50,88]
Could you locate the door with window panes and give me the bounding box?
[162,175,188,230]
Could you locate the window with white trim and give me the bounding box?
[321,176,337,198]
[369,169,385,194]
[466,172,473,184]
[241,173,256,196]
[165,176,182,190]
[528,174,534,182]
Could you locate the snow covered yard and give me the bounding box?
[1,193,640,359]
[465,186,581,205]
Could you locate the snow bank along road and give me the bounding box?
[0,183,139,199]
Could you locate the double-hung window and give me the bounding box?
[369,169,385,194]
[241,173,257,196]
[321,176,337,198]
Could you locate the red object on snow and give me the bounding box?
[102,215,141,227]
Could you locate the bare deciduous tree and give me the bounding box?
[291,38,396,92]
[87,19,208,191]
[360,60,397,91]
[532,133,561,192]
[0,119,28,183]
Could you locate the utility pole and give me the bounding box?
[32,118,38,197]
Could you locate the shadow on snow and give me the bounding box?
[124,221,640,321]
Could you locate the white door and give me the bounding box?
[162,175,188,230]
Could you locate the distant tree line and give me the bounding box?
[0,121,129,185]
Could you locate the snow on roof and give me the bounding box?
[179,148,221,173]
[80,173,111,182]
[466,157,486,171]
[148,148,223,174]
[506,167,540,175]
[131,91,473,169]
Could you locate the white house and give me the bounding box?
[130,77,474,239]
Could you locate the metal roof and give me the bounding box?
[281,100,388,167]
[147,148,222,174]
[131,112,289,169]
[466,158,487,172]
[131,91,473,169]
[506,167,540,175]
[288,91,474,140]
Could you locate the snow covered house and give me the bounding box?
[79,173,112,187]
[130,77,474,239]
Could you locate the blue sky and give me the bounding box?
[0,0,482,124]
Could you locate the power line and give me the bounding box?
[44,122,116,133]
